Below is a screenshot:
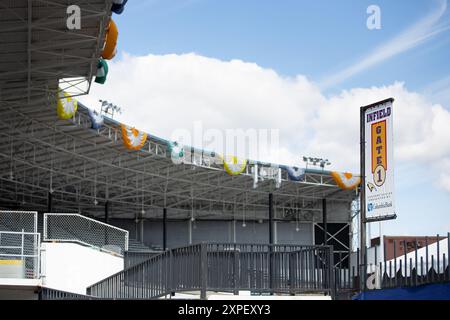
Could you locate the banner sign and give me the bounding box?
[364,99,395,217]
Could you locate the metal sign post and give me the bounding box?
[360,97,396,291]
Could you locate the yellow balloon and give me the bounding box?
[223,155,247,176]
[57,91,78,120]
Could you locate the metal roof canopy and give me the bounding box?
[0,1,357,223]
[0,96,357,222]
[0,0,112,104]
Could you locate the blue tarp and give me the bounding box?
[353,282,450,300]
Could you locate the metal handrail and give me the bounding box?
[88,242,335,299]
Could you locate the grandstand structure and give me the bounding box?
[0,0,362,299]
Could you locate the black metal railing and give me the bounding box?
[39,287,98,300]
[334,233,450,297]
[87,243,335,299]
[124,251,161,269]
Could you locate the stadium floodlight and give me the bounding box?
[302,156,331,169]
[99,99,122,119]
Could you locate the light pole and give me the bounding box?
[99,99,122,119]
[302,156,331,170]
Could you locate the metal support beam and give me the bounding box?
[269,193,274,245]
[323,198,327,245]
[269,193,274,294]
[163,207,167,251]
[104,200,109,224]
[360,105,367,291]
[47,191,52,213]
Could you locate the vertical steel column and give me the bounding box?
[447,232,450,281]
[269,193,274,293]
[360,105,367,292]
[104,200,110,224]
[47,191,53,213]
[104,200,110,245]
[200,243,207,299]
[322,199,327,245]
[163,207,167,251]
[269,193,274,245]
[329,246,336,299]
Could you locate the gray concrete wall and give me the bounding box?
[110,219,315,249]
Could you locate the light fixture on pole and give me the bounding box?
[302,156,331,170]
[99,99,122,119]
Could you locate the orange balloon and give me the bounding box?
[102,19,118,60]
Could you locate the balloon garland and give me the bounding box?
[331,171,361,190]
[95,59,109,84]
[286,166,305,182]
[223,156,247,176]
[121,124,147,150]
[88,109,104,130]
[56,91,78,120]
[112,0,128,14]
[167,141,185,162]
[102,19,118,60]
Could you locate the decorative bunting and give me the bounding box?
[331,171,361,190]
[95,59,109,84]
[121,124,147,150]
[88,109,104,130]
[286,166,305,182]
[112,0,128,14]
[102,19,118,60]
[167,141,185,162]
[56,91,78,120]
[223,156,247,176]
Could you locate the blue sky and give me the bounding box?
[84,0,450,239]
[114,0,450,96]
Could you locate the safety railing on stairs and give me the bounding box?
[87,243,335,299]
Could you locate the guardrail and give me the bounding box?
[335,233,450,295]
[0,231,40,279]
[43,213,129,256]
[88,243,335,299]
[124,251,161,269]
[38,287,98,300]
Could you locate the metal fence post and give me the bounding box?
[448,232,450,281]
[43,213,47,241]
[200,243,207,300]
[168,250,173,295]
[233,250,239,295]
[329,246,336,300]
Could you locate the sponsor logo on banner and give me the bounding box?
[364,99,395,217]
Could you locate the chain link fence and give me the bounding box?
[43,213,129,256]
[0,211,40,279]
[0,210,37,233]
[0,231,41,279]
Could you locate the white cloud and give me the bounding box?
[439,159,450,193]
[320,0,449,88]
[80,53,450,192]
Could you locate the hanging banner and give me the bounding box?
[363,98,395,217]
